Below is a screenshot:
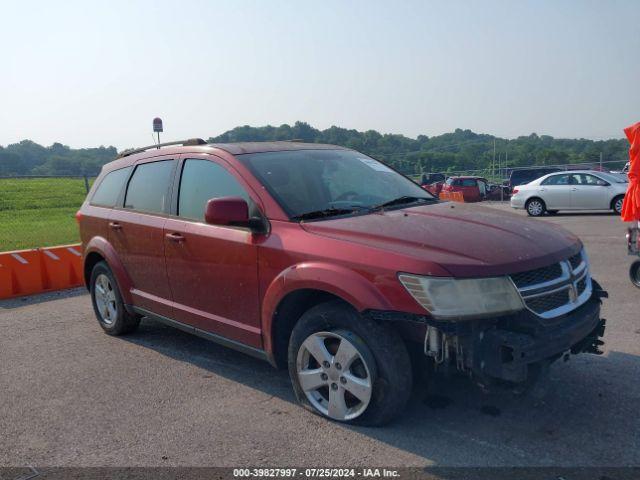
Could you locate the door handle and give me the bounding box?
[109,222,122,230]
[571,187,578,191]
[165,232,185,242]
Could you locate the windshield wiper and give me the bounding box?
[369,196,436,212]
[292,207,363,221]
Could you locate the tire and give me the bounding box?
[630,261,640,289]
[90,261,140,335]
[612,195,624,215]
[546,210,559,216]
[288,300,412,426]
[526,198,546,217]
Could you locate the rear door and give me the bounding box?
[539,173,572,209]
[570,173,609,209]
[108,156,177,318]
[163,155,263,348]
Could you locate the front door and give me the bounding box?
[109,157,177,318]
[164,155,263,348]
[570,173,609,209]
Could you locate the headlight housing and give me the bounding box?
[398,274,525,320]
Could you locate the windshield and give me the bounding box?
[238,149,435,220]
[597,172,628,183]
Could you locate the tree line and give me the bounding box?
[0,121,629,177]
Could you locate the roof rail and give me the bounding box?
[116,138,207,159]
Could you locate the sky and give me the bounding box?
[1,0,639,150]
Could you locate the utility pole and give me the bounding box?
[493,138,496,181]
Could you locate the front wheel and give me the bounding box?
[526,198,546,217]
[288,301,412,426]
[630,261,640,289]
[612,196,624,215]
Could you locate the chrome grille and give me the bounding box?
[525,289,570,314]
[568,252,582,270]
[511,263,563,288]
[510,249,592,319]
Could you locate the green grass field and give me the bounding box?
[0,177,93,251]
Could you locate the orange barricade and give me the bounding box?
[0,244,83,299]
[439,191,465,202]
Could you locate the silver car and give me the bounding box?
[511,170,628,217]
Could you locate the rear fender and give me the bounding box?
[84,237,134,305]
[261,262,392,355]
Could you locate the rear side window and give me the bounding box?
[178,159,250,221]
[124,160,176,214]
[461,179,477,187]
[542,174,570,185]
[90,167,131,207]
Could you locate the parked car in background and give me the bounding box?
[509,167,562,191]
[78,140,607,425]
[421,173,446,185]
[420,172,446,197]
[441,176,489,202]
[611,163,630,175]
[510,170,628,216]
[486,183,511,201]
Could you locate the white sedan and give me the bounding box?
[510,170,628,217]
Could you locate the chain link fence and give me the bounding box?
[0,160,630,252]
[0,175,94,252]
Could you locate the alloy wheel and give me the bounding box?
[296,331,374,421]
[528,200,543,216]
[615,198,624,214]
[630,261,640,289]
[94,274,118,325]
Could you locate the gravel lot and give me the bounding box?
[1,203,639,468]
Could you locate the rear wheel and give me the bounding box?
[288,301,412,426]
[630,261,640,289]
[612,195,624,215]
[526,198,546,217]
[90,261,140,335]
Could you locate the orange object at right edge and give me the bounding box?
[621,122,640,223]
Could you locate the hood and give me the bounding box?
[300,203,581,277]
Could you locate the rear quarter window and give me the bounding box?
[90,167,132,207]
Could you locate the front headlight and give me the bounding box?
[398,274,525,320]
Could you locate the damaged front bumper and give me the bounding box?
[368,281,608,386]
[471,291,606,384]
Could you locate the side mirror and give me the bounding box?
[204,197,249,227]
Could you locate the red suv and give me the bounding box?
[440,176,489,202]
[79,139,607,425]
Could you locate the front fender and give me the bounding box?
[261,262,393,354]
[84,237,134,305]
